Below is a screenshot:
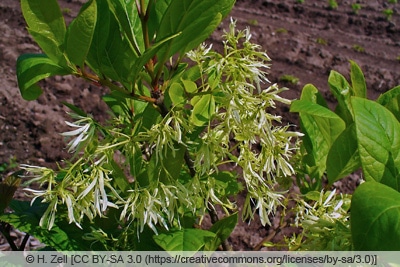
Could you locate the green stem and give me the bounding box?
[78,69,158,104]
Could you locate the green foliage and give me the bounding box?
[351,3,362,14]
[383,8,394,20]
[279,74,299,85]
[316,37,328,45]
[247,19,258,26]
[291,60,400,250]
[352,44,365,53]
[275,28,288,34]
[288,189,352,251]
[12,0,301,251]
[351,182,400,250]
[327,0,338,9]
[0,157,18,173]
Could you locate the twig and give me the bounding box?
[19,233,30,251]
[0,222,18,251]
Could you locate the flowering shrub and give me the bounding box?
[0,0,301,251]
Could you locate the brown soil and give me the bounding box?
[1,0,399,250]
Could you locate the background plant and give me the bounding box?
[383,8,394,20]
[327,0,338,10]
[0,0,301,251]
[291,60,400,250]
[351,3,361,14]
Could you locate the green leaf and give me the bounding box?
[137,143,186,187]
[148,0,172,42]
[65,0,97,68]
[190,94,215,126]
[86,0,138,84]
[21,0,67,65]
[108,160,131,194]
[102,91,132,118]
[349,60,367,98]
[212,171,240,197]
[169,83,186,107]
[182,79,198,94]
[106,0,144,54]
[351,182,400,250]
[204,213,238,251]
[299,84,329,108]
[352,97,400,190]
[17,54,71,100]
[377,85,400,122]
[327,123,360,184]
[153,228,215,251]
[328,70,354,125]
[156,0,235,59]
[137,103,162,132]
[0,176,21,212]
[291,100,346,179]
[62,102,88,117]
[132,32,182,79]
[0,200,101,250]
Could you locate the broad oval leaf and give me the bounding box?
[299,84,329,108]
[328,70,354,125]
[190,94,216,127]
[182,79,198,94]
[204,212,238,251]
[291,100,345,179]
[169,83,186,107]
[86,0,138,84]
[156,0,235,59]
[351,182,400,250]
[377,85,400,122]
[349,60,367,98]
[0,200,102,250]
[21,0,67,66]
[65,0,97,68]
[352,97,400,191]
[106,0,144,54]
[153,228,215,251]
[327,123,360,184]
[17,54,71,100]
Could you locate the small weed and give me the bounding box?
[0,157,18,174]
[280,74,300,84]
[396,55,400,62]
[328,0,338,9]
[388,0,397,4]
[383,9,394,20]
[247,19,258,26]
[296,0,305,3]
[352,44,365,53]
[61,8,71,15]
[316,37,328,45]
[351,3,362,14]
[276,28,288,34]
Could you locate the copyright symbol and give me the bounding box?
[26,255,35,263]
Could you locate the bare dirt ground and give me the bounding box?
[1,0,399,250]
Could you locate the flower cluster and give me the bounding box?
[21,21,301,245]
[287,189,352,250]
[187,21,301,225]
